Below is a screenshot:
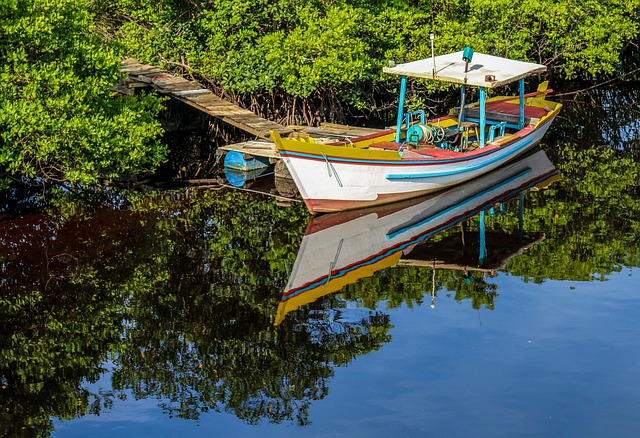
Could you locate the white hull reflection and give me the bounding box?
[276,148,560,325]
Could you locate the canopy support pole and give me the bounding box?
[479,87,486,147]
[458,84,466,125]
[395,76,407,143]
[519,78,525,129]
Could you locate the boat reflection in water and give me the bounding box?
[275,147,560,325]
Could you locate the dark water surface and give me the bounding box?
[1,85,639,437]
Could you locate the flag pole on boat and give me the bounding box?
[430,33,436,79]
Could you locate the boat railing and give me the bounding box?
[534,102,563,127]
[404,110,426,127]
[488,122,508,141]
[453,107,540,128]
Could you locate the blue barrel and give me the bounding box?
[223,151,271,171]
[224,166,272,187]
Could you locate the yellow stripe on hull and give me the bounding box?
[274,251,402,325]
[271,131,402,161]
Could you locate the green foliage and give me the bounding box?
[2,0,638,183]
[0,0,167,184]
[513,85,639,280]
[259,6,371,98]
[98,0,639,108]
[424,0,640,78]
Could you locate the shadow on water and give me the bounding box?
[0,85,639,435]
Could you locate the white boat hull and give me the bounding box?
[280,117,555,213]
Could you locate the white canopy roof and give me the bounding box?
[382,51,547,88]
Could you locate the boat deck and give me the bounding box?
[369,141,469,159]
[218,123,386,160]
[458,99,551,126]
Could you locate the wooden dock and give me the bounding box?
[119,58,292,139]
[118,58,384,160]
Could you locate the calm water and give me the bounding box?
[1,85,639,437]
[53,269,640,438]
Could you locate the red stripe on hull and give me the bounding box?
[305,189,442,214]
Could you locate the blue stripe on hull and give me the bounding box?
[280,130,540,169]
[386,138,533,179]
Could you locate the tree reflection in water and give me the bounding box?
[0,85,638,435]
[0,188,394,433]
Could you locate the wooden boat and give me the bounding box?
[274,148,560,325]
[270,49,562,214]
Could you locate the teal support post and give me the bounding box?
[479,211,486,265]
[518,192,524,238]
[519,78,525,129]
[395,76,407,143]
[479,87,486,147]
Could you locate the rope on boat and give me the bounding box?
[322,152,332,177]
[322,152,343,187]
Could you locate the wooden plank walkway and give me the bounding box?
[119,58,385,161]
[119,58,293,139]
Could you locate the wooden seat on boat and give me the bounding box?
[459,121,479,149]
[369,141,403,151]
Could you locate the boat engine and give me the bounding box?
[406,123,445,145]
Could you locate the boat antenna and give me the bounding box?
[430,33,436,79]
